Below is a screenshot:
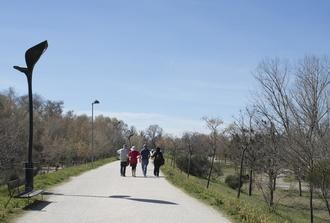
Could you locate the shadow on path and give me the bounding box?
[23,200,52,211]
[110,195,178,205]
[126,176,165,179]
[43,192,178,205]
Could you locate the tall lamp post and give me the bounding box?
[13,40,48,192]
[91,100,100,165]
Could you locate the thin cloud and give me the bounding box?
[75,110,208,136]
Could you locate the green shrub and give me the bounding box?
[175,155,210,178]
[212,161,223,179]
[225,174,242,189]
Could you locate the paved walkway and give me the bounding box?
[15,161,231,223]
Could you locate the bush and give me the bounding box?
[176,154,210,178]
[225,174,242,189]
[212,161,223,179]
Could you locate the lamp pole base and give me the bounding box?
[25,162,34,192]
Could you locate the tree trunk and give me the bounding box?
[248,169,253,196]
[269,172,274,207]
[273,175,277,191]
[310,184,314,223]
[187,152,191,178]
[324,196,330,217]
[171,149,175,167]
[173,150,177,168]
[298,178,302,196]
[206,152,215,189]
[237,147,247,199]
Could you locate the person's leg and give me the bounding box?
[145,161,149,176]
[142,160,147,176]
[144,162,147,175]
[132,164,137,177]
[141,162,144,174]
[123,162,127,176]
[120,162,124,176]
[155,165,160,177]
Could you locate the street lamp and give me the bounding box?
[13,40,48,192]
[91,100,100,165]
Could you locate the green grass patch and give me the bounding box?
[0,157,115,223]
[282,175,296,183]
[162,163,330,223]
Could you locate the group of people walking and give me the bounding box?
[117,144,164,177]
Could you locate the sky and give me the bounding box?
[0,0,329,136]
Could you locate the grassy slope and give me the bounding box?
[162,163,329,223]
[0,157,115,223]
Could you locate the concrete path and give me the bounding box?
[14,161,231,223]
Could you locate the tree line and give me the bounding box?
[0,88,163,183]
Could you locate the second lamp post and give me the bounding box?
[91,100,100,165]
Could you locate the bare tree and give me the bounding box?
[232,108,258,198]
[125,126,136,147]
[164,136,180,168]
[203,117,223,188]
[145,124,163,148]
[182,132,194,178]
[254,56,330,222]
[255,119,283,209]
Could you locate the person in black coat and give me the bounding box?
[151,147,164,177]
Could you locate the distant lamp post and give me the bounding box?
[13,40,48,192]
[91,100,100,165]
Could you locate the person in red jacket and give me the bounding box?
[128,146,140,177]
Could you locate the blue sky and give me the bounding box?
[1,1,329,135]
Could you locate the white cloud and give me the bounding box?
[74,110,209,136]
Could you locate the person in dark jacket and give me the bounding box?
[140,144,150,177]
[151,147,164,177]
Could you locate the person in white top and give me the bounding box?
[117,144,129,177]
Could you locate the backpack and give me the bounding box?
[160,155,165,166]
[156,152,165,166]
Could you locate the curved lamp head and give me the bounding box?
[92,100,100,104]
[13,40,48,75]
